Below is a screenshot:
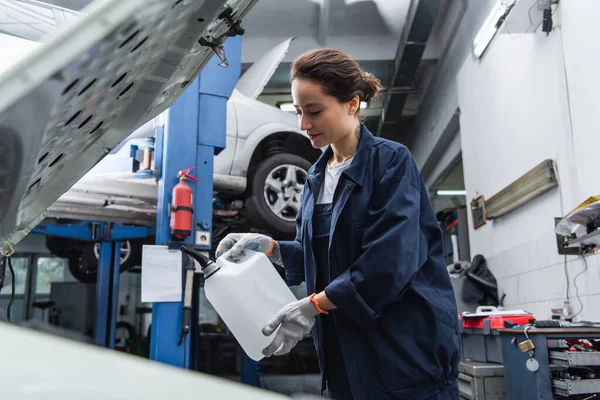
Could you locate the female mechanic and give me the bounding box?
[216,48,460,400]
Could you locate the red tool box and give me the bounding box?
[460,307,535,364]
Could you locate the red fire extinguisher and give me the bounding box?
[170,167,198,240]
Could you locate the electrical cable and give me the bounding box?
[505,1,536,39]
[6,257,15,323]
[183,335,187,369]
[571,255,588,319]
[505,1,559,39]
[564,255,570,300]
[554,11,570,302]
[0,256,6,291]
[557,3,582,201]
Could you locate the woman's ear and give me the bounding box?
[348,95,360,115]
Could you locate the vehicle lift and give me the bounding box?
[32,221,155,348]
[30,35,262,386]
[149,34,262,387]
[152,32,256,376]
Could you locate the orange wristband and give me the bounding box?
[266,238,275,257]
[309,293,329,314]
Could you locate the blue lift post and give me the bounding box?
[149,36,241,369]
[108,241,122,348]
[94,241,113,346]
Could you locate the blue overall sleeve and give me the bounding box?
[277,187,306,286]
[325,148,423,327]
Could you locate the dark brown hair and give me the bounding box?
[290,48,383,105]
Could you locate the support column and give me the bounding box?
[94,241,112,346]
[149,36,241,368]
[108,241,121,349]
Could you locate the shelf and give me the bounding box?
[549,351,600,367]
[567,229,600,248]
[553,378,600,396]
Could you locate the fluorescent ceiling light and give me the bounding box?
[472,0,516,59]
[278,102,295,112]
[437,190,466,196]
[279,101,367,112]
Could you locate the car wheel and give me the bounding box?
[92,240,135,268]
[68,239,142,283]
[244,154,312,238]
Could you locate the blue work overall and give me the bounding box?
[279,124,461,399]
[313,203,353,400]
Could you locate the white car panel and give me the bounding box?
[0,0,258,255]
[230,93,305,177]
[232,90,302,142]
[214,172,247,193]
[0,323,287,399]
[67,178,158,203]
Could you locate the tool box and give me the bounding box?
[458,360,506,400]
[460,307,534,364]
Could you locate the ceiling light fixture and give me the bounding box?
[472,0,516,59]
[278,102,295,112]
[484,159,558,219]
[278,101,367,112]
[437,190,467,196]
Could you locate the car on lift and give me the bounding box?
[0,1,317,397]
[0,0,322,282]
[42,37,320,282]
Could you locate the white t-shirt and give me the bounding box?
[317,156,354,204]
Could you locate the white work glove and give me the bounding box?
[261,297,320,357]
[216,233,281,264]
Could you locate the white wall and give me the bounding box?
[561,1,600,201]
[455,3,600,321]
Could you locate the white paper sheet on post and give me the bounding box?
[141,245,182,302]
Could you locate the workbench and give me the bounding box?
[498,327,600,399]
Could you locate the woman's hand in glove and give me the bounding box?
[215,233,281,264]
[261,297,320,357]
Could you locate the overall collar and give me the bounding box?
[308,122,373,188]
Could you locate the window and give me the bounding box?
[0,257,28,295]
[35,257,68,295]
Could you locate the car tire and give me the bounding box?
[115,321,137,351]
[68,239,142,283]
[244,154,312,239]
[45,236,84,259]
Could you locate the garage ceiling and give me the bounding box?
[241,0,448,141]
[240,0,410,62]
[4,0,450,141]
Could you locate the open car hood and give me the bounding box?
[234,37,293,100]
[0,0,258,255]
